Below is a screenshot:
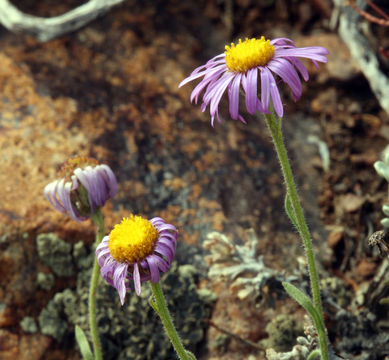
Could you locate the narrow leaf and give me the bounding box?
[285,193,299,230]
[381,218,389,228]
[282,282,325,336]
[149,296,161,315]
[307,349,321,360]
[186,350,197,360]
[75,325,94,360]
[383,204,389,217]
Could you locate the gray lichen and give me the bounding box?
[197,287,218,304]
[265,315,319,360]
[203,229,293,300]
[320,276,350,309]
[102,262,212,359]
[73,241,93,269]
[20,316,38,334]
[38,291,70,341]
[36,233,74,276]
[261,314,304,353]
[37,240,213,360]
[210,334,229,352]
[334,309,389,360]
[36,272,55,290]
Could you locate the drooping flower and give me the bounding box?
[96,215,177,305]
[179,36,329,125]
[44,156,117,222]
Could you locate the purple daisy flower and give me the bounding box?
[96,215,177,305]
[179,36,329,126]
[44,156,117,222]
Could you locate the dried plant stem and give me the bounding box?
[365,0,389,20]
[207,320,265,351]
[264,112,329,360]
[349,0,389,26]
[0,0,125,42]
[90,209,105,360]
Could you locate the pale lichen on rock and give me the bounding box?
[36,233,74,276]
[37,240,213,360]
[203,229,292,300]
[36,272,55,291]
[261,314,304,353]
[20,316,38,334]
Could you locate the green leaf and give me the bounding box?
[374,161,389,182]
[282,282,325,336]
[185,350,197,360]
[149,296,160,314]
[75,325,94,360]
[381,218,389,228]
[383,204,389,217]
[285,193,299,230]
[307,349,321,360]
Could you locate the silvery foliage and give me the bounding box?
[203,229,294,300]
[266,316,345,360]
[265,316,317,360]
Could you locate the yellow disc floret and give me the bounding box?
[58,156,99,181]
[225,37,274,73]
[108,215,159,263]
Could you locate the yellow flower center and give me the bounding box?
[225,37,274,73]
[58,156,99,181]
[108,215,159,263]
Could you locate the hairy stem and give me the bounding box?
[89,209,105,360]
[264,112,329,360]
[149,282,194,360]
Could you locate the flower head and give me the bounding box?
[44,156,117,222]
[96,215,177,305]
[179,36,329,125]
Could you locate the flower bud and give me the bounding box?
[44,156,117,222]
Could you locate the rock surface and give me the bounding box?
[1,0,388,359]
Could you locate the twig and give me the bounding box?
[0,0,126,42]
[365,0,389,20]
[207,319,265,351]
[348,0,389,26]
[336,0,389,115]
[380,47,389,59]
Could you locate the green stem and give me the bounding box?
[264,112,328,360]
[89,209,105,360]
[149,282,194,360]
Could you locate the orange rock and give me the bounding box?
[19,333,52,360]
[0,305,15,327]
[0,329,19,359]
[0,330,52,360]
